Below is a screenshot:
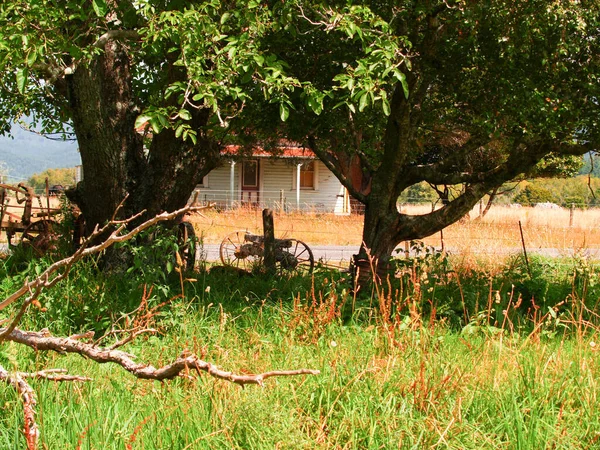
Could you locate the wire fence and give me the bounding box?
[188,202,600,268]
[3,181,600,264]
[191,188,353,214]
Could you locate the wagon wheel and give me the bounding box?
[276,239,314,275]
[219,231,262,272]
[20,219,59,256]
[177,222,197,270]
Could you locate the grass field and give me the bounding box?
[5,305,600,449]
[2,207,600,448]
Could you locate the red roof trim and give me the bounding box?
[222,145,315,159]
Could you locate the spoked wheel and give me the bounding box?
[20,219,59,256]
[177,222,197,270]
[276,239,314,275]
[219,231,262,272]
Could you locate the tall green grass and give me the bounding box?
[1,246,600,449]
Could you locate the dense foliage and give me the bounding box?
[239,0,600,271]
[0,0,598,270]
[0,1,297,232]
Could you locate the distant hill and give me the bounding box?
[0,124,80,182]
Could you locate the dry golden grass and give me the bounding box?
[188,207,364,245]
[189,204,600,254]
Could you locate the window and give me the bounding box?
[242,160,259,189]
[300,161,315,189]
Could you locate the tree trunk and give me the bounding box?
[64,40,219,237]
[354,181,488,286]
[66,41,142,231]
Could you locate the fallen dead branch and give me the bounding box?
[0,202,320,449]
[6,327,319,386]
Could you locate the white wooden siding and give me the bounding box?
[193,158,350,213]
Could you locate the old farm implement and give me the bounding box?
[0,182,67,254]
[0,181,202,267]
[220,231,314,274]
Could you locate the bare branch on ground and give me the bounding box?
[0,202,320,446]
[5,328,319,386]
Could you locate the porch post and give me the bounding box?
[296,163,302,211]
[229,161,236,209]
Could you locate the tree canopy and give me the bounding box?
[0,0,298,231]
[1,0,598,272]
[236,0,600,271]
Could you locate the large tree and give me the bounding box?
[243,0,600,273]
[0,0,292,232]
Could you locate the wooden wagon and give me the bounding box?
[0,182,66,254]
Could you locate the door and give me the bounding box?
[241,160,260,205]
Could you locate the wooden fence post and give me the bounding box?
[518,220,532,278]
[569,204,574,228]
[263,208,276,273]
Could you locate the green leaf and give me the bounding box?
[382,98,391,116]
[307,95,323,115]
[358,91,369,112]
[157,114,169,128]
[254,54,265,67]
[228,46,237,59]
[149,117,162,134]
[134,114,152,131]
[279,103,289,122]
[16,67,27,94]
[178,109,191,121]
[220,12,230,24]
[26,50,37,66]
[394,70,409,99]
[175,124,184,138]
[92,0,108,17]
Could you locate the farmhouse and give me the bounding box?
[193,145,352,214]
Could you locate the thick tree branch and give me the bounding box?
[1,365,91,450]
[17,368,91,382]
[307,136,369,204]
[409,141,593,186]
[395,141,593,240]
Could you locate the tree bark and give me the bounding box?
[64,39,219,236]
[66,40,142,231]
[356,179,492,279]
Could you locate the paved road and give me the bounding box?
[199,244,600,263]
